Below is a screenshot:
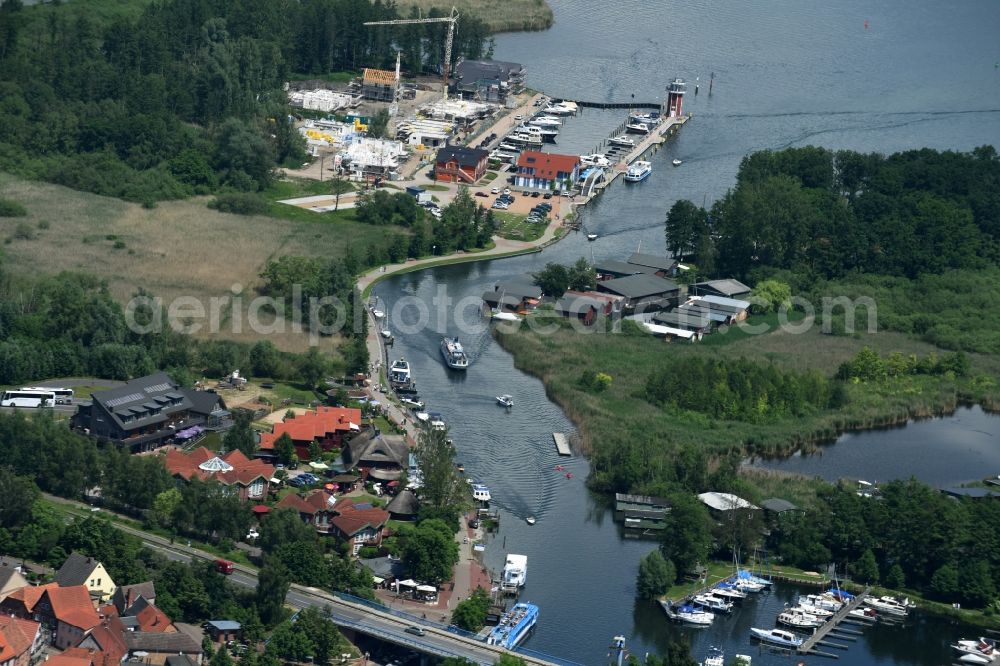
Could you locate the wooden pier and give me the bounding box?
[798,587,871,658]
[552,432,571,456]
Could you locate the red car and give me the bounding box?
[215,559,235,575]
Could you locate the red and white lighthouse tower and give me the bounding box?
[666,78,686,118]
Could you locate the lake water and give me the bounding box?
[376,0,1000,662]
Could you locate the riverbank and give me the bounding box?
[396,0,553,33]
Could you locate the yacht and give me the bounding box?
[712,583,747,602]
[498,142,521,152]
[953,638,998,661]
[625,121,651,134]
[629,111,660,126]
[427,412,446,431]
[501,554,527,590]
[491,150,518,162]
[691,593,733,614]
[659,601,714,627]
[440,337,469,369]
[800,593,843,611]
[543,100,578,115]
[496,394,514,408]
[776,608,822,630]
[607,135,636,148]
[388,358,411,385]
[579,153,611,168]
[400,397,424,410]
[864,595,914,617]
[528,115,562,128]
[486,602,538,649]
[518,124,558,142]
[471,483,492,503]
[506,131,543,147]
[749,627,803,649]
[624,161,652,182]
[790,601,834,618]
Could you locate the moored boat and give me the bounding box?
[389,358,411,386]
[502,554,527,590]
[624,161,652,182]
[625,121,650,134]
[692,593,733,614]
[712,583,747,602]
[952,637,998,660]
[776,608,822,630]
[543,100,577,115]
[579,153,611,168]
[702,647,725,666]
[864,595,913,617]
[607,135,635,148]
[749,627,803,648]
[659,601,714,627]
[528,115,562,128]
[486,602,538,649]
[471,483,492,502]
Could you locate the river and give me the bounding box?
[375,0,1000,662]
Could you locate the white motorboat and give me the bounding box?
[498,142,521,152]
[428,412,446,431]
[490,150,518,161]
[776,608,822,630]
[629,111,660,126]
[440,337,470,370]
[702,647,725,666]
[400,397,424,410]
[543,100,578,115]
[953,638,998,660]
[389,358,411,385]
[625,121,650,134]
[519,124,558,142]
[847,607,878,622]
[506,131,543,147]
[496,394,514,408]
[659,601,714,627]
[525,516,536,525]
[800,593,843,611]
[579,153,611,168]
[864,595,913,617]
[491,310,522,322]
[712,584,746,602]
[692,594,733,614]
[624,161,652,183]
[414,411,430,423]
[380,328,392,339]
[958,654,993,665]
[749,627,803,648]
[471,483,492,502]
[672,158,683,166]
[790,602,834,618]
[607,135,635,148]
[587,233,598,241]
[371,308,385,318]
[528,115,562,128]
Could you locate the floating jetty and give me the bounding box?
[797,587,871,659]
[552,432,571,456]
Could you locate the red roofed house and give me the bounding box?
[75,616,129,666]
[0,615,42,666]
[0,583,59,619]
[258,407,362,461]
[33,586,100,649]
[276,490,339,535]
[327,497,390,556]
[163,448,274,502]
[43,654,93,666]
[515,151,580,192]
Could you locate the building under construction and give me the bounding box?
[361,67,399,102]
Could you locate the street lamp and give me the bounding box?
[432,245,438,256]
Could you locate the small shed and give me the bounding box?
[761,498,800,514]
[204,620,241,645]
[385,489,419,521]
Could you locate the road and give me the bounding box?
[44,494,567,666]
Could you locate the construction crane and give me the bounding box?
[363,7,459,101]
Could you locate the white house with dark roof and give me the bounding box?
[54,553,116,603]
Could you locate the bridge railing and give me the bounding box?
[513,646,587,666]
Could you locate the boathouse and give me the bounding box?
[434,145,489,184]
[614,493,671,533]
[595,259,653,280]
[689,278,752,300]
[482,280,543,313]
[627,253,679,278]
[596,274,681,312]
[652,309,712,336]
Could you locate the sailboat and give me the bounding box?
[490,289,522,322]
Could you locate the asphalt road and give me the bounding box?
[43,494,558,666]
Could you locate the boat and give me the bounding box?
[471,483,492,502]
[528,115,562,128]
[607,135,635,148]
[587,233,598,241]
[629,111,660,126]
[749,627,803,648]
[380,328,392,339]
[625,121,650,134]
[579,153,611,168]
[400,397,424,410]
[498,142,521,152]
[958,654,993,665]
[506,131,543,147]
[672,158,683,166]
[790,601,834,618]
[525,516,536,525]
[624,161,652,182]
[496,394,514,408]
[502,554,527,590]
[702,647,725,666]
[426,412,446,431]
[490,150,518,162]
[800,593,842,611]
[953,638,998,659]
[414,411,430,423]
[691,593,733,614]
[370,307,385,319]
[543,100,578,115]
[735,569,773,589]
[518,124,558,142]
[440,337,469,370]
[389,358,411,385]
[659,601,714,627]
[776,608,822,630]
[491,310,522,323]
[712,583,747,602]
[486,602,538,649]
[847,607,878,621]
[864,595,913,617]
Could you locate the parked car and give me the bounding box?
[513,115,523,121]
[543,192,553,199]
[531,191,541,198]
[503,188,511,195]
[490,187,501,194]
[475,191,489,197]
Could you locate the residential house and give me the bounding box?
[203,621,241,646]
[451,59,524,102]
[76,616,129,666]
[0,583,59,619]
[690,279,753,300]
[54,554,116,603]
[327,498,390,556]
[433,145,489,184]
[514,151,580,191]
[360,556,406,588]
[163,448,275,502]
[33,585,101,649]
[342,432,408,482]
[0,565,28,602]
[761,498,801,517]
[124,631,203,666]
[73,373,227,452]
[111,582,155,615]
[626,253,678,277]
[0,615,42,666]
[43,654,94,666]
[385,489,419,521]
[276,490,339,535]
[481,280,543,314]
[595,274,681,312]
[361,68,398,102]
[257,406,362,461]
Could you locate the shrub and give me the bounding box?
[0,199,27,217]
[13,223,35,240]
[209,192,269,216]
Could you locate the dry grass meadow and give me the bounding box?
[0,173,389,352]
[397,0,553,32]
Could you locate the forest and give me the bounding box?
[0,0,489,202]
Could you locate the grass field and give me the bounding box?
[494,211,548,241]
[396,0,553,33]
[0,173,401,352]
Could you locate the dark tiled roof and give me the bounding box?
[435,145,488,168]
[125,631,201,654]
[691,279,752,297]
[54,552,101,587]
[595,260,652,276]
[597,274,679,299]
[627,252,675,271]
[761,498,798,513]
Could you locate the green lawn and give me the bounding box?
[494,211,548,241]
